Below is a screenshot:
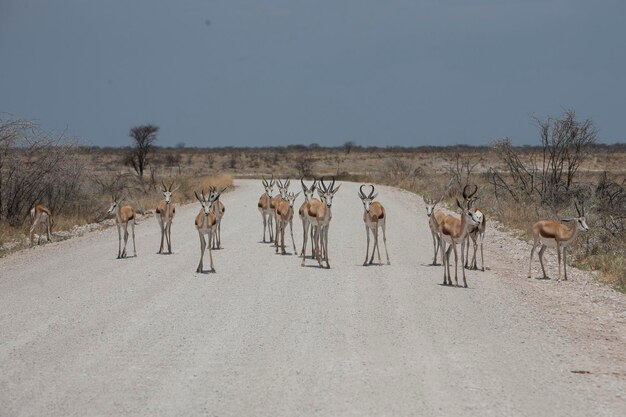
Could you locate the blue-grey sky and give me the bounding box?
[1,0,625,147]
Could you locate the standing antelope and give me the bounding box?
[307,176,340,268]
[107,195,136,259]
[29,204,52,245]
[156,180,179,254]
[358,184,390,266]
[438,185,481,287]
[276,191,300,255]
[465,208,486,271]
[271,179,290,247]
[528,203,589,282]
[423,196,446,265]
[208,185,227,249]
[194,189,223,273]
[258,177,275,242]
[299,178,318,259]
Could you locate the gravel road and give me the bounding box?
[1,179,624,417]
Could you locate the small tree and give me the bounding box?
[343,141,356,154]
[126,124,159,179]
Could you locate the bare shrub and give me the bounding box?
[489,110,596,212]
[0,118,85,227]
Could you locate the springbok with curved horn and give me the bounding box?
[257,176,275,242]
[208,185,227,249]
[528,202,589,281]
[359,184,390,266]
[107,195,136,259]
[438,185,481,287]
[194,188,223,273]
[299,178,318,259]
[29,204,52,245]
[271,179,290,247]
[276,191,301,255]
[156,180,179,254]
[308,176,341,268]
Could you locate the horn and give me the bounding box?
[161,180,167,191]
[462,184,478,200]
[368,184,375,198]
[575,202,582,216]
[359,184,367,198]
[301,177,307,191]
[330,176,336,191]
[194,191,202,202]
[285,179,290,187]
[320,176,328,192]
[262,177,268,187]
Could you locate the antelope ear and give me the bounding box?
[294,191,301,198]
[171,184,180,193]
[371,193,378,200]
[220,186,228,194]
[285,179,290,187]
[332,184,341,194]
[560,218,574,222]
[422,196,427,204]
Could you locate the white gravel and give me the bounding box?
[0,179,624,417]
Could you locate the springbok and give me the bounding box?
[423,196,446,265]
[299,178,318,259]
[208,185,227,249]
[258,177,275,242]
[307,176,341,268]
[107,195,136,259]
[465,208,486,271]
[528,202,589,281]
[194,188,223,273]
[29,204,52,245]
[438,186,481,287]
[271,179,290,247]
[275,191,300,255]
[358,184,390,266]
[156,180,179,254]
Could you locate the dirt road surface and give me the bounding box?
[1,180,624,416]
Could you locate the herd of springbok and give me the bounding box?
[26,177,590,284]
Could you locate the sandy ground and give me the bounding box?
[0,179,624,417]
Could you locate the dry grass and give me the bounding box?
[0,172,233,254]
